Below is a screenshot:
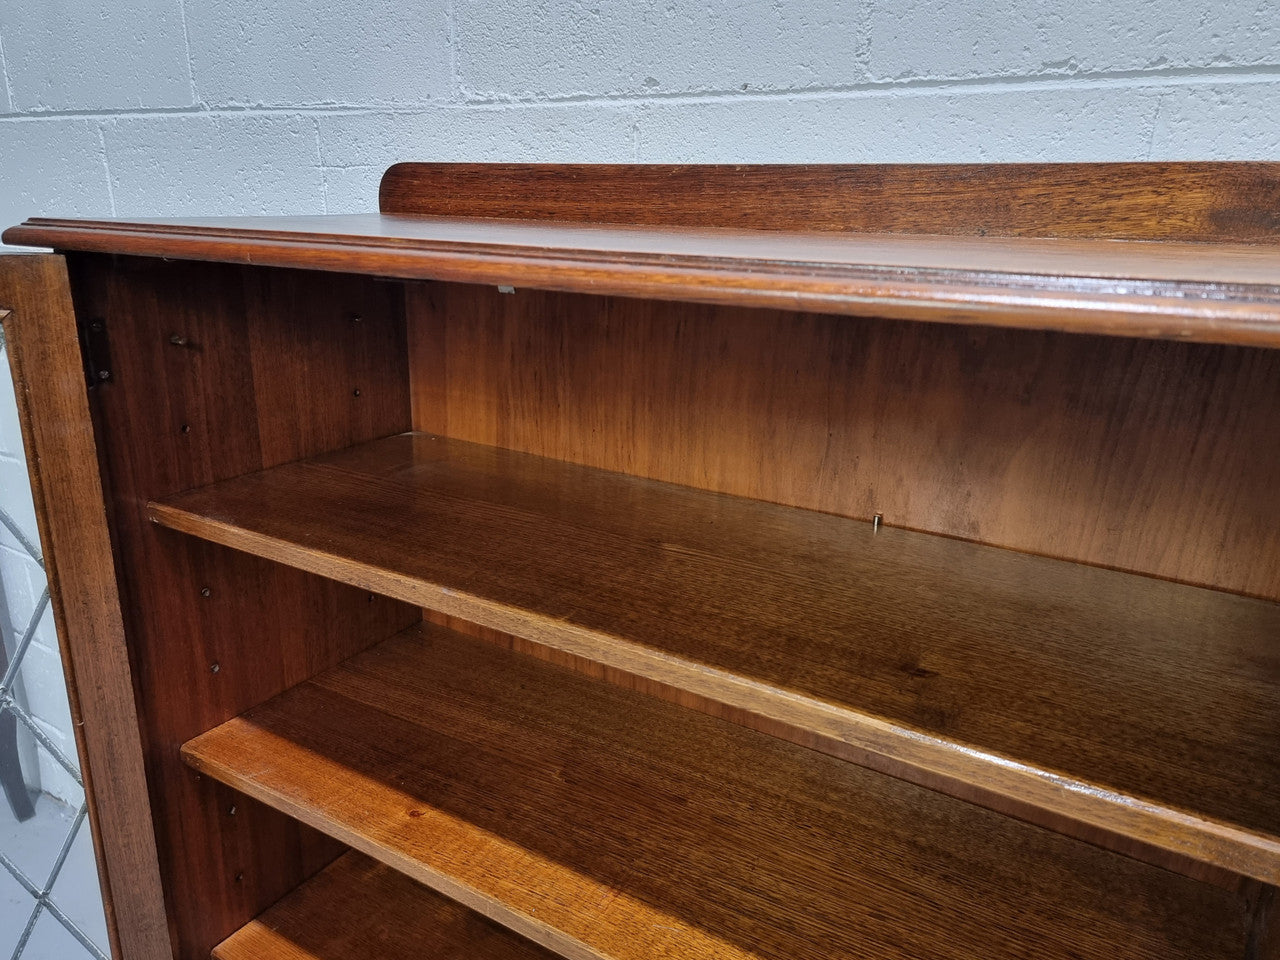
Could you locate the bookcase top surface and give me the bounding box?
[6,162,1280,346]
[4,209,1279,348]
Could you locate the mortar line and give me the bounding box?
[446,0,460,102]
[97,124,117,216]
[0,62,1277,123]
[176,0,198,105]
[313,116,328,214]
[1145,93,1165,159]
[456,61,1280,105]
[0,28,15,113]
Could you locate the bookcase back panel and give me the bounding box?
[68,255,419,960]
[408,281,1280,602]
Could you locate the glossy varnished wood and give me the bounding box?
[381,162,1280,241]
[213,852,557,960]
[7,212,1280,347]
[184,624,1249,960]
[151,432,1280,883]
[0,255,171,960]
[409,284,1280,601]
[68,255,420,959]
[10,163,1279,957]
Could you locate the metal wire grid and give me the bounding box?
[0,500,108,960]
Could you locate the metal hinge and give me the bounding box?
[78,316,113,389]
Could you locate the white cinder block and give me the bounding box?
[319,105,637,167]
[869,0,1280,81]
[0,356,25,462]
[1150,81,1280,159]
[0,118,113,229]
[0,456,39,556]
[20,633,74,749]
[0,545,41,636]
[103,114,326,216]
[187,0,451,107]
[0,0,191,110]
[319,105,637,211]
[320,165,386,215]
[454,0,868,99]
[635,84,1161,162]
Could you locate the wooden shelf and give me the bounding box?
[152,432,1280,883]
[8,211,1280,347]
[214,852,556,960]
[185,623,1247,960]
[14,163,1280,960]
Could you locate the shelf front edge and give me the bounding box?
[10,219,1280,348]
[148,490,1280,887]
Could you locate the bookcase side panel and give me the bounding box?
[68,255,419,960]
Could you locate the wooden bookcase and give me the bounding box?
[2,163,1278,960]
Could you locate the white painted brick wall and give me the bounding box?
[0,0,1278,806]
[3,0,1278,229]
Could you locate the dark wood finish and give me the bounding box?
[8,164,1280,958]
[7,213,1280,348]
[150,431,1280,884]
[0,255,171,960]
[408,284,1280,602]
[184,623,1250,960]
[381,162,1280,241]
[67,254,419,960]
[213,852,558,960]
[1249,884,1280,960]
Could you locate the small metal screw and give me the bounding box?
[210,662,220,674]
[200,586,211,598]
[352,388,361,397]
[228,805,237,816]
[96,369,111,381]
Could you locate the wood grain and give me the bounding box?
[66,254,420,960]
[184,623,1250,960]
[408,283,1280,601]
[213,852,558,960]
[7,212,1280,348]
[150,431,1280,884]
[0,254,171,960]
[380,162,1280,241]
